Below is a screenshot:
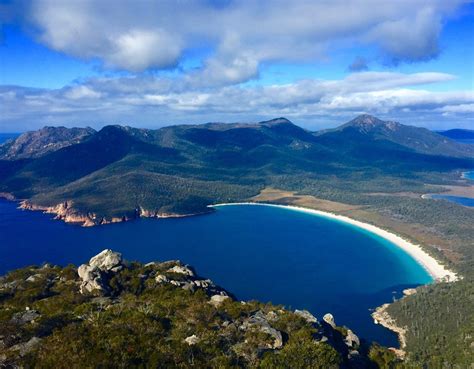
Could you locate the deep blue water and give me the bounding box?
[424,171,474,207]
[429,194,474,207]
[0,133,19,144]
[0,201,432,347]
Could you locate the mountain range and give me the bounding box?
[0,114,472,223]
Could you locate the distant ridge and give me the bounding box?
[316,114,474,158]
[0,114,472,222]
[438,129,474,141]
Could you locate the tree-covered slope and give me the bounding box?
[0,115,472,223]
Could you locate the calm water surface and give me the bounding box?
[428,194,474,207]
[0,133,19,143]
[0,200,432,346]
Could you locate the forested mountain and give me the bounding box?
[0,115,472,223]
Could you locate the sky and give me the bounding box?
[0,0,473,132]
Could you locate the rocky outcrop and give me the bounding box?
[18,200,205,227]
[295,309,318,324]
[323,313,336,329]
[77,249,124,294]
[184,335,200,346]
[156,264,229,297]
[240,311,284,349]
[11,309,40,325]
[78,249,230,299]
[19,200,99,227]
[0,248,377,368]
[344,329,360,349]
[209,294,229,307]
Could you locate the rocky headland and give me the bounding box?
[17,200,209,227]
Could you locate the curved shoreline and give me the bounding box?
[209,202,459,282]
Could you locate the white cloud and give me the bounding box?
[8,0,466,81]
[1,71,472,131]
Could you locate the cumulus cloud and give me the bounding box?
[5,0,466,81]
[1,71,472,131]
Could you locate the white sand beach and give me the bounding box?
[210,202,459,282]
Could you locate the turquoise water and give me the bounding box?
[0,200,432,346]
[463,170,474,180]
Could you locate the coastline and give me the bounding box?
[210,202,458,282]
[211,201,460,354]
[14,198,211,227]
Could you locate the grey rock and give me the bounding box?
[167,265,195,277]
[11,309,40,324]
[295,309,318,324]
[345,329,360,348]
[184,335,200,345]
[323,313,336,329]
[77,249,123,294]
[155,274,169,283]
[88,249,123,272]
[10,337,41,356]
[209,294,229,307]
[26,274,43,283]
[241,311,283,349]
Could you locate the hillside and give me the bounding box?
[0,249,403,368]
[0,115,472,224]
[0,126,95,160]
[316,115,474,157]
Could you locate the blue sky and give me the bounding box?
[0,0,473,132]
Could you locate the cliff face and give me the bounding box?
[18,200,205,227]
[0,249,400,368]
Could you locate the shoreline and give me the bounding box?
[211,201,460,354]
[461,170,473,180]
[210,202,458,282]
[3,197,210,227]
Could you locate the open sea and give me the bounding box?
[0,200,432,347]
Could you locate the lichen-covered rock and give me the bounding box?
[184,335,200,346]
[295,309,318,324]
[10,337,41,357]
[167,265,195,277]
[11,309,40,325]
[209,294,229,307]
[345,329,360,349]
[323,313,336,329]
[77,249,123,294]
[88,249,123,272]
[240,311,283,349]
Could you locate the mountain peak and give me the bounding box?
[344,114,401,132]
[259,117,293,126]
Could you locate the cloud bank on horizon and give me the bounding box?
[0,0,473,131]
